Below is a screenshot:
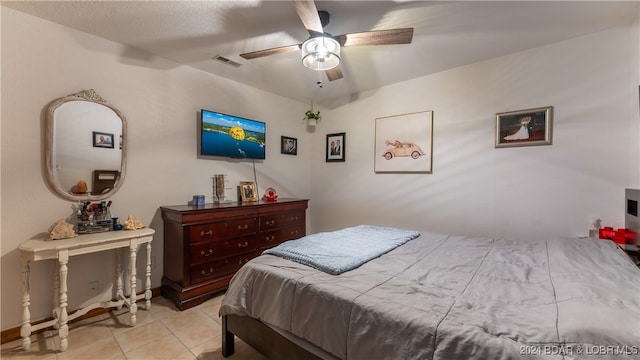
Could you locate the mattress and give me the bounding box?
[219,232,640,359]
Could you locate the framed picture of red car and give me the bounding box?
[495,106,553,148]
[374,111,433,173]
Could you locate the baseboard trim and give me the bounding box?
[1,287,162,345]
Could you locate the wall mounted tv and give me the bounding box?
[200,109,266,159]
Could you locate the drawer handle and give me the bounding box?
[237,224,249,230]
[200,268,214,276]
[266,220,275,226]
[200,249,213,257]
[200,230,213,237]
[239,259,248,265]
[290,216,298,221]
[291,230,299,236]
[265,235,275,242]
[238,241,249,248]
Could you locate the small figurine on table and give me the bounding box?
[263,188,278,202]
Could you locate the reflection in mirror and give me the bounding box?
[45,89,127,201]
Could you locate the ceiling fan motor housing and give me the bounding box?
[318,10,330,27]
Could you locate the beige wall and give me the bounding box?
[309,23,640,240]
[1,8,311,330]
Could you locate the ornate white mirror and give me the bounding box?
[45,89,127,201]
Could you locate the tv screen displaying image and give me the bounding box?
[200,109,266,159]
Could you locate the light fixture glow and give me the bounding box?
[301,36,341,71]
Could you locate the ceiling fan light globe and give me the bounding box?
[301,37,341,71]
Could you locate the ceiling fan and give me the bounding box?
[239,0,414,82]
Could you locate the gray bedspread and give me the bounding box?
[219,232,640,360]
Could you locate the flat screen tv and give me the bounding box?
[200,109,266,159]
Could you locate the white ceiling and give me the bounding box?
[3,1,637,108]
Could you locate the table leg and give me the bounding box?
[129,243,138,326]
[52,267,60,329]
[20,260,31,351]
[145,242,152,310]
[116,249,124,309]
[58,250,69,352]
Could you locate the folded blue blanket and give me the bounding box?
[263,225,421,275]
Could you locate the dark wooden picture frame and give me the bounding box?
[92,131,114,148]
[326,132,345,162]
[281,136,297,155]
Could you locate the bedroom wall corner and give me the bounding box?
[0,7,311,332]
[310,24,640,243]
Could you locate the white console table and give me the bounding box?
[18,228,154,352]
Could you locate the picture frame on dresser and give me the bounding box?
[240,181,258,202]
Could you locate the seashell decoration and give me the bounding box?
[76,180,88,193]
[123,214,145,230]
[47,219,77,240]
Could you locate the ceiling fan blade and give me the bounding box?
[240,44,301,60]
[335,28,414,47]
[293,0,323,35]
[326,65,343,81]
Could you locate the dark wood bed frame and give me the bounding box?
[222,314,323,359]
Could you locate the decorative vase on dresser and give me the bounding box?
[160,198,308,310]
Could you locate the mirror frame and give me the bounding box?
[45,89,127,201]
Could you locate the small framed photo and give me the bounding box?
[239,181,258,202]
[281,136,297,155]
[496,106,553,148]
[93,131,114,148]
[326,132,345,162]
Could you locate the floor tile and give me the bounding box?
[56,337,123,360]
[114,320,171,353]
[0,295,266,360]
[161,308,219,349]
[123,333,189,360]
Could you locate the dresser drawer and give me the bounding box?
[190,252,256,284]
[258,224,305,249]
[190,235,255,263]
[189,217,257,243]
[161,199,308,310]
[260,211,304,231]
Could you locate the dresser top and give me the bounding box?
[160,198,308,213]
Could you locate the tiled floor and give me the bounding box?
[1,295,266,360]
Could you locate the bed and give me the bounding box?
[219,226,640,359]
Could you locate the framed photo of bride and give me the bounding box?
[495,106,553,148]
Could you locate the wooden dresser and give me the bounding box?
[160,198,308,310]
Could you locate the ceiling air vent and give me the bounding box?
[212,55,242,68]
